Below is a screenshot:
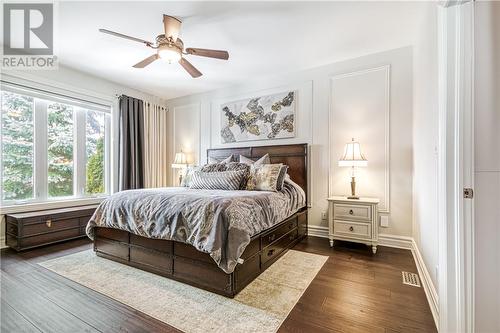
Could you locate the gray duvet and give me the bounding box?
[86,178,305,274]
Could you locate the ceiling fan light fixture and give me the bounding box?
[158,45,181,64]
[99,13,229,77]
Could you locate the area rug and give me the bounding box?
[39,249,327,333]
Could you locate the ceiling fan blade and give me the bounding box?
[163,15,182,41]
[179,58,202,78]
[133,54,159,68]
[185,48,229,60]
[99,29,153,46]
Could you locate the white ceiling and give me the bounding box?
[56,1,428,100]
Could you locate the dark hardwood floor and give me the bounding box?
[0,236,436,333]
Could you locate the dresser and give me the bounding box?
[327,196,380,253]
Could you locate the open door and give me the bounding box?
[437,1,475,332]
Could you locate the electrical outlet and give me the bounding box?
[321,212,327,220]
[380,215,389,227]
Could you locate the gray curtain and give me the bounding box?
[118,95,144,190]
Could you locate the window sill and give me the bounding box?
[0,197,106,215]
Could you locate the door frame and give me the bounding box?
[437,1,475,332]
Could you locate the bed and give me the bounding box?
[87,144,308,297]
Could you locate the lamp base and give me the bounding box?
[349,176,359,200]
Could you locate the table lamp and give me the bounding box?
[171,151,188,185]
[338,138,367,199]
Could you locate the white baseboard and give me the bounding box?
[378,233,413,249]
[307,225,328,238]
[307,227,415,250]
[411,239,439,329]
[307,226,438,330]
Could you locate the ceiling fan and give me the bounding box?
[99,15,229,78]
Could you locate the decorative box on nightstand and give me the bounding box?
[327,196,380,253]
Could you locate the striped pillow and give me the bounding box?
[223,162,251,189]
[189,170,248,190]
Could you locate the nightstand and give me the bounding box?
[327,196,380,253]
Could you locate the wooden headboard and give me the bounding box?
[207,144,308,197]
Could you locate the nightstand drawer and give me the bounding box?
[333,203,372,222]
[334,220,371,239]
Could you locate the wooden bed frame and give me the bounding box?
[93,143,308,297]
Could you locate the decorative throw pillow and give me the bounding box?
[189,169,248,191]
[181,166,200,187]
[223,162,251,189]
[182,163,226,187]
[276,165,289,191]
[239,153,270,166]
[224,162,250,172]
[246,163,283,192]
[208,155,233,164]
[200,163,226,172]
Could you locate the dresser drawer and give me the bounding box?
[334,220,371,239]
[262,217,297,248]
[261,228,298,265]
[333,203,372,222]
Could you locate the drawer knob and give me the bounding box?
[267,249,275,256]
[268,234,276,242]
[46,219,52,228]
[349,209,354,215]
[349,226,354,232]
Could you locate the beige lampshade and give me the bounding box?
[338,138,368,167]
[171,152,187,169]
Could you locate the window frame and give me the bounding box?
[0,83,112,206]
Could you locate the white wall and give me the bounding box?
[166,47,414,238]
[0,65,166,247]
[412,3,440,291]
[474,2,500,332]
[168,103,201,185]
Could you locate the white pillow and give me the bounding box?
[239,153,270,166]
[208,155,233,164]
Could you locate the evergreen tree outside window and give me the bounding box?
[48,103,74,197]
[86,110,105,194]
[0,85,110,205]
[1,91,34,201]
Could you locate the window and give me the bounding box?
[0,84,111,204]
[47,102,74,197]
[1,91,34,201]
[85,110,106,195]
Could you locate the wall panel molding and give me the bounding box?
[172,103,201,171]
[328,65,391,213]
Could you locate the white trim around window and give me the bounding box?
[0,80,112,207]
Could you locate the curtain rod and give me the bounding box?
[116,94,166,109]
